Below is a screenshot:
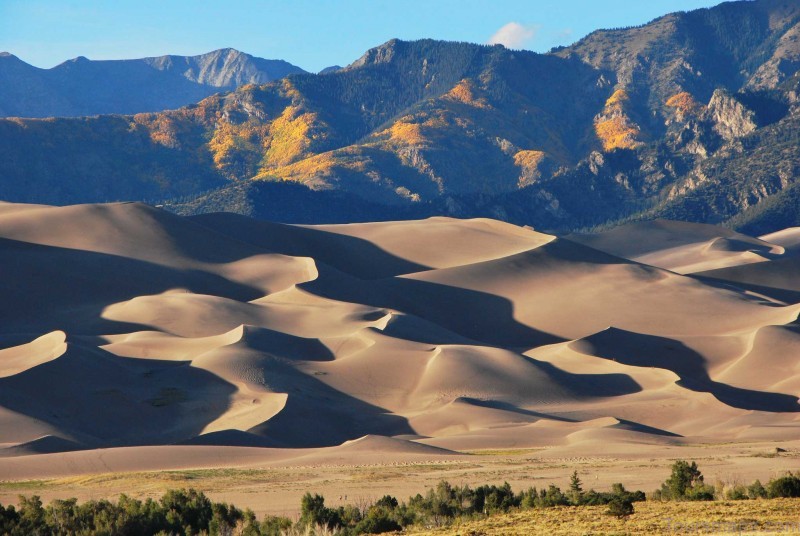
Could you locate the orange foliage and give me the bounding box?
[140,115,181,148]
[595,117,641,151]
[594,87,642,151]
[263,105,318,167]
[385,121,427,145]
[444,79,490,108]
[604,89,630,108]
[207,120,268,178]
[665,91,704,117]
[513,150,547,169]
[513,150,548,187]
[257,146,376,187]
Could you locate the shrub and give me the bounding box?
[300,493,342,529]
[747,480,767,499]
[160,488,213,534]
[606,497,635,518]
[767,474,800,498]
[537,485,570,507]
[684,483,716,501]
[260,515,293,535]
[724,484,749,500]
[659,460,714,501]
[353,511,401,534]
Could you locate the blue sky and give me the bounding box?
[1,0,723,72]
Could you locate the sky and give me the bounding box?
[1,0,724,73]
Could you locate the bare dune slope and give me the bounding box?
[0,203,799,468]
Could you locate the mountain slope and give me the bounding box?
[1,1,800,233]
[0,48,306,118]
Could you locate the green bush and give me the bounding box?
[747,480,767,499]
[724,484,749,500]
[606,497,635,518]
[767,474,800,498]
[300,492,343,529]
[659,460,714,501]
[260,515,293,535]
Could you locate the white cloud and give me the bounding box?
[487,22,538,49]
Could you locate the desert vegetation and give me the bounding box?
[2,461,799,535]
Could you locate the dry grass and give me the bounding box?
[403,499,800,535]
[0,468,303,496]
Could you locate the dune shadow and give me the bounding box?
[527,359,643,398]
[613,418,683,438]
[303,271,565,349]
[0,341,237,449]
[245,358,414,447]
[191,212,431,279]
[457,397,577,423]
[692,274,800,305]
[240,326,335,361]
[0,237,263,335]
[579,328,800,413]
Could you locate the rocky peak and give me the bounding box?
[347,39,400,69]
[706,89,758,141]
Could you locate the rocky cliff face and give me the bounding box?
[707,89,759,141]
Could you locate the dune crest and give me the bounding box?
[0,331,67,378]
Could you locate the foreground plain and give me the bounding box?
[405,498,800,535]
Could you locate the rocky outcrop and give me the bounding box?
[706,89,758,141]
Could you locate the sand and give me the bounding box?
[0,204,799,512]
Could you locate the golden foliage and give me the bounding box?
[513,150,547,169]
[207,120,268,178]
[595,87,642,151]
[256,146,370,187]
[605,88,630,108]
[666,91,705,117]
[385,121,427,145]
[513,150,548,187]
[444,79,490,108]
[595,117,641,151]
[262,151,337,182]
[263,106,319,167]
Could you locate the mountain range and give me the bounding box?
[0,48,306,117]
[1,0,800,234]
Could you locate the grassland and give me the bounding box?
[405,499,800,535]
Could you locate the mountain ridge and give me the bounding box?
[0,48,306,118]
[1,0,800,234]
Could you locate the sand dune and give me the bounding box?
[0,331,67,377]
[761,227,800,254]
[568,219,783,274]
[694,255,800,303]
[392,238,796,343]
[193,213,553,279]
[1,203,799,473]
